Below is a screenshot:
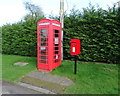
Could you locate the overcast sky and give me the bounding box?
[0,0,119,26]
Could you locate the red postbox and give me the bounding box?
[37,19,62,72]
[70,39,81,55]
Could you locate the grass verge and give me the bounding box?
[2,54,118,94]
[52,60,118,94]
[2,54,36,82]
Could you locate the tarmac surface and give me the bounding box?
[2,80,42,94]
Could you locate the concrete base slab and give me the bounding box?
[13,62,29,66]
[20,70,74,94]
[27,71,74,86]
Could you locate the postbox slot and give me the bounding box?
[71,43,76,45]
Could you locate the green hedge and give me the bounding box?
[2,6,120,64]
[2,17,45,57]
[63,6,120,64]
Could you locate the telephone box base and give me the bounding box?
[37,68,52,72]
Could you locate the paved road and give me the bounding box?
[2,80,42,94]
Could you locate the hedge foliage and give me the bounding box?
[63,5,120,64]
[2,17,45,57]
[2,5,120,64]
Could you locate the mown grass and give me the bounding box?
[2,54,118,94]
[52,60,118,94]
[2,54,36,82]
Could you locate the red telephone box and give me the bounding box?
[70,39,81,55]
[37,19,62,72]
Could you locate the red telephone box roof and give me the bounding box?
[37,19,60,23]
[37,19,61,25]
